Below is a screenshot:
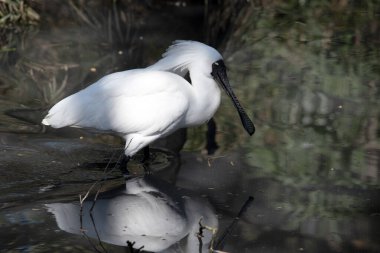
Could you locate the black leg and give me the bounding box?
[206,118,219,155]
[117,154,130,178]
[143,163,152,175]
[141,146,152,175]
[141,145,150,163]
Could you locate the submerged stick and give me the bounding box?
[196,217,218,253]
[214,196,254,250]
[78,149,123,253]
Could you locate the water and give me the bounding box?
[1,1,379,253]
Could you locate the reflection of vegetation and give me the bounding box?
[208,1,380,187]
[191,3,380,251]
[0,0,39,28]
[0,0,39,65]
[0,1,144,109]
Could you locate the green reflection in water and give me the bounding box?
[214,1,380,189]
[203,4,380,251]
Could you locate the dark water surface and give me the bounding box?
[1,1,379,253]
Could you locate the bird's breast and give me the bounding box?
[184,87,221,126]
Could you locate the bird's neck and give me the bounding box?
[184,66,221,126]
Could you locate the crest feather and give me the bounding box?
[148,40,222,73]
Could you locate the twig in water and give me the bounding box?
[78,149,124,252]
[196,217,218,253]
[127,241,144,252]
[207,155,226,167]
[79,149,122,209]
[214,196,254,250]
[89,207,108,253]
[197,218,205,252]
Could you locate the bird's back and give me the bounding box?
[42,69,192,136]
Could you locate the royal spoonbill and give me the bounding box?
[46,175,218,252]
[42,40,255,175]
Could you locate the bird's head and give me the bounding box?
[151,40,255,136]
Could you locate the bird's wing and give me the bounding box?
[43,70,191,135]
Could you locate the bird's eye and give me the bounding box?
[214,62,219,66]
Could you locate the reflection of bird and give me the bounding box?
[42,41,254,175]
[46,176,217,252]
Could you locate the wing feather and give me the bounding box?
[43,70,191,136]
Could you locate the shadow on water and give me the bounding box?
[1,1,380,253]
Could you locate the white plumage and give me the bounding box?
[46,176,217,252]
[42,40,254,158]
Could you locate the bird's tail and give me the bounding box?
[41,118,50,125]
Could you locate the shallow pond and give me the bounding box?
[1,1,379,253]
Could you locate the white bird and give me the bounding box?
[42,40,255,174]
[46,176,218,252]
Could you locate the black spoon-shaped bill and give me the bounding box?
[211,60,255,136]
